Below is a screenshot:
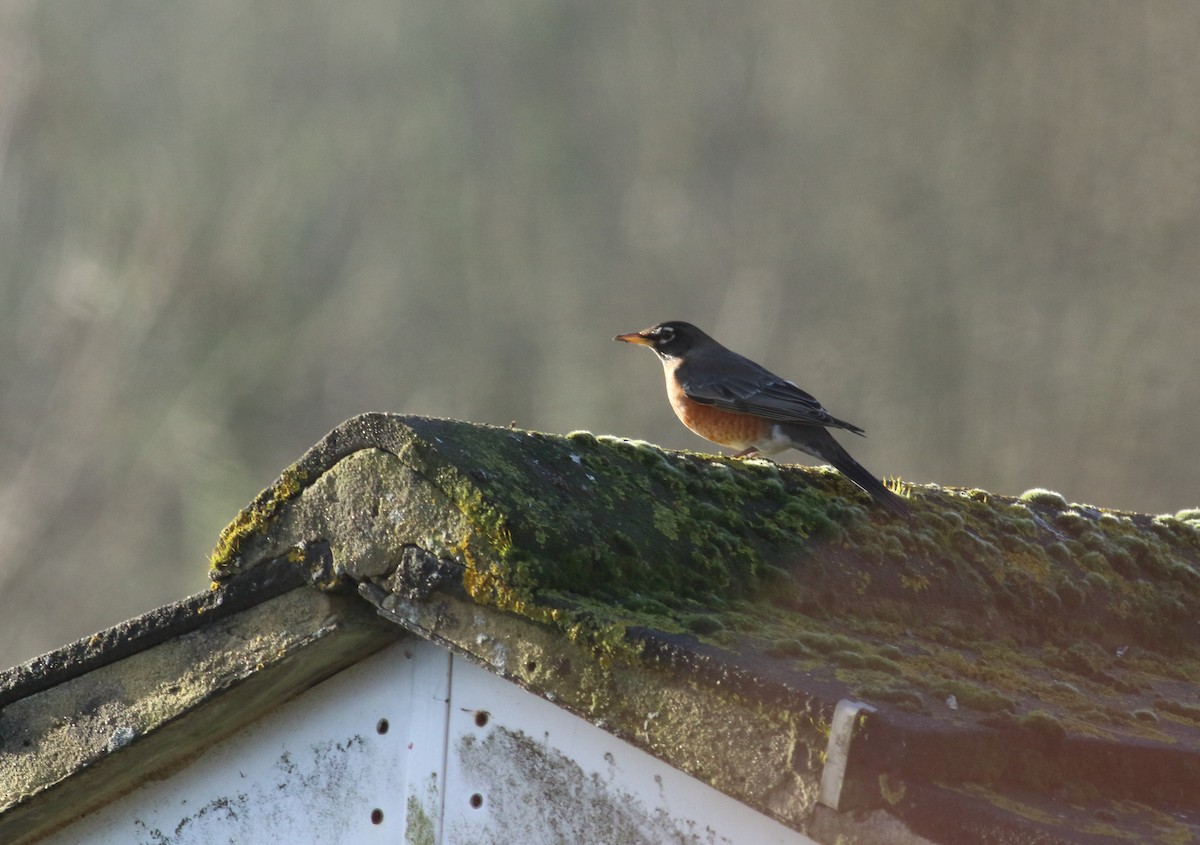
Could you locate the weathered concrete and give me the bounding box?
[0,584,398,845]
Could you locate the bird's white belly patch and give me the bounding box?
[752,424,793,455]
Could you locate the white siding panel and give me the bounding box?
[42,639,451,845]
[41,640,814,845]
[442,655,814,845]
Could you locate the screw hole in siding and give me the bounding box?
[469,794,484,809]
[371,809,384,825]
[376,718,389,735]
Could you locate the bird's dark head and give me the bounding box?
[614,321,707,360]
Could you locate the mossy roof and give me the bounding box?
[207,413,1200,843]
[4,413,1198,845]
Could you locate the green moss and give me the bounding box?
[651,503,681,540]
[855,684,927,713]
[1018,709,1065,740]
[1053,510,1090,536]
[1018,488,1068,509]
[941,511,965,529]
[1042,643,1113,680]
[859,652,902,672]
[1057,579,1085,609]
[212,415,1200,764]
[1044,542,1072,565]
[363,420,908,662]
[766,638,815,658]
[719,610,762,633]
[610,531,637,556]
[793,630,862,654]
[682,614,725,635]
[832,650,870,669]
[933,680,1016,714]
[1153,698,1200,722]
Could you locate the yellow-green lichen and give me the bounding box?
[208,464,310,581]
[878,773,906,805]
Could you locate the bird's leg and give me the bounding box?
[731,447,760,459]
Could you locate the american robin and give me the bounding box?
[615,320,907,515]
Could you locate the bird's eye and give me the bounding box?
[657,326,675,343]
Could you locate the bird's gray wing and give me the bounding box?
[681,371,865,435]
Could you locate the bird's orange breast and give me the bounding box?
[665,373,770,450]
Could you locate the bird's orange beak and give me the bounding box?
[614,331,654,346]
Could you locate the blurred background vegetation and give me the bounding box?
[1,2,1198,668]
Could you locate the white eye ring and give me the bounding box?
[657,326,675,342]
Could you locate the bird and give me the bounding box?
[615,320,907,515]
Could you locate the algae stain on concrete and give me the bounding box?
[403,772,440,845]
[405,794,433,845]
[452,727,735,845]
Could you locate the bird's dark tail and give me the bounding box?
[781,425,909,517]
